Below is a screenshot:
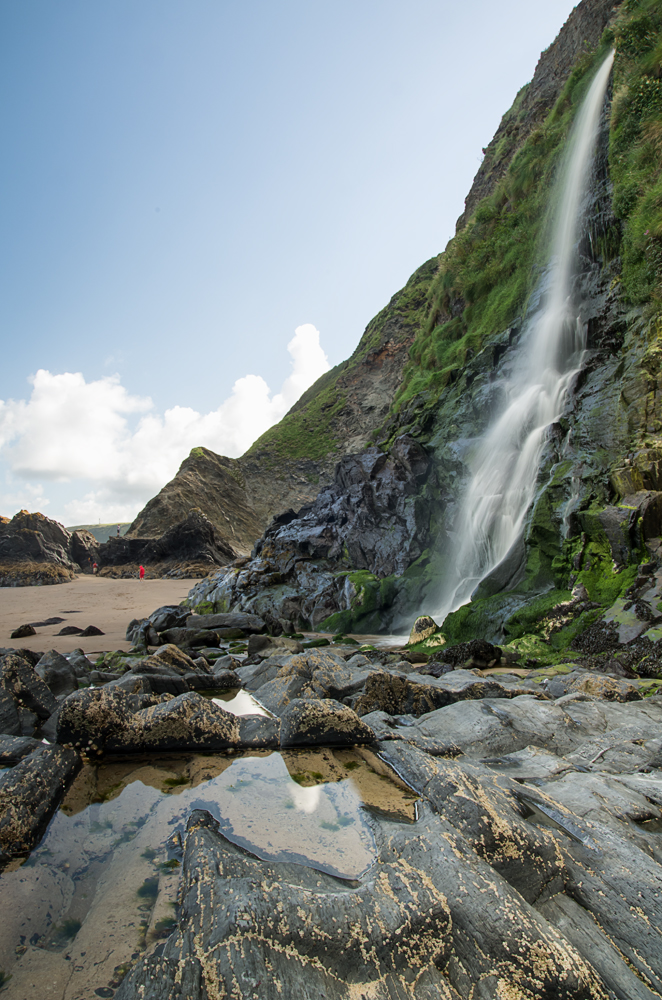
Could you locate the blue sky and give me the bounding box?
[0,0,579,524]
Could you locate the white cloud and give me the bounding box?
[0,323,330,524]
[0,481,51,519]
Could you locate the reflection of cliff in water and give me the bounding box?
[433,51,615,624]
[0,748,417,999]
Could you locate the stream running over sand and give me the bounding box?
[433,51,615,623]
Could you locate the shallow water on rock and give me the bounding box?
[0,747,417,999]
[208,687,273,717]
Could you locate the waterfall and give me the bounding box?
[433,50,615,623]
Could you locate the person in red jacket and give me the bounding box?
[139,564,145,581]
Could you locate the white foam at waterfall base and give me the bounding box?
[433,50,615,624]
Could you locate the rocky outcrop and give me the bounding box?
[186,434,433,629]
[99,507,237,578]
[127,447,265,554]
[0,510,101,584]
[279,697,374,747]
[114,687,662,1000]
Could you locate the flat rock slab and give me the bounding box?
[353,668,546,717]
[372,693,662,759]
[185,612,266,633]
[114,802,609,1000]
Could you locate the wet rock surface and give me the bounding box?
[186,434,433,629]
[35,649,79,697]
[279,698,374,748]
[2,587,662,998]
[0,651,58,721]
[0,742,80,864]
[57,688,241,754]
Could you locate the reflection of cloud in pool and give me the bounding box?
[0,748,417,999]
[290,783,321,814]
[190,753,376,879]
[212,691,271,717]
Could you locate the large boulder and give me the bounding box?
[353,668,544,717]
[152,644,202,672]
[0,688,20,736]
[279,698,374,748]
[148,605,191,632]
[108,692,240,753]
[57,688,135,751]
[65,649,92,678]
[0,652,57,719]
[35,649,79,697]
[57,687,240,753]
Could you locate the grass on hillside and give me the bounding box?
[395,41,618,410]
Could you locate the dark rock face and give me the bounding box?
[188,435,432,628]
[279,698,374,748]
[0,512,108,583]
[98,508,237,577]
[0,742,80,864]
[254,436,431,578]
[127,447,266,555]
[0,735,41,764]
[65,649,91,678]
[0,510,76,568]
[0,688,20,736]
[35,649,79,697]
[0,652,58,720]
[69,528,100,571]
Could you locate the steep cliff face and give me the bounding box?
[186,0,662,653]
[133,3,626,562]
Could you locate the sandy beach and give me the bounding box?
[0,576,198,655]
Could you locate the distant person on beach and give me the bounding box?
[117,524,121,537]
[139,564,145,580]
[92,562,98,575]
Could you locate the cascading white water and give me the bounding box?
[433,50,615,623]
